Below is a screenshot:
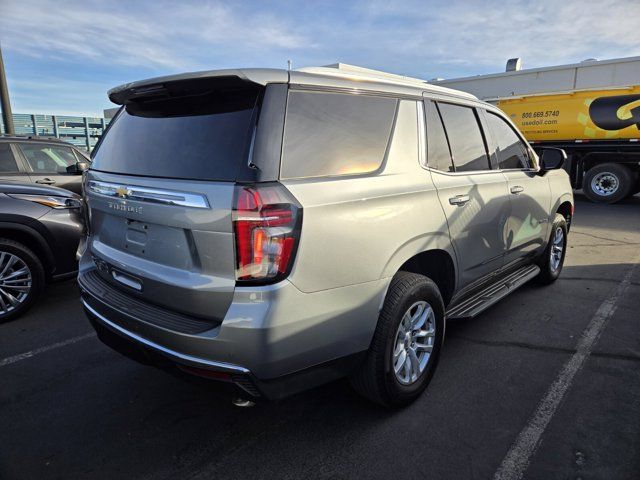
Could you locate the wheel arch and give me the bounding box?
[395,249,456,307]
[0,222,55,279]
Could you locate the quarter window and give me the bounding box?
[486,112,531,169]
[0,144,19,173]
[437,103,490,172]
[281,91,397,179]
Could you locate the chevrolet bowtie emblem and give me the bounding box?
[115,186,130,198]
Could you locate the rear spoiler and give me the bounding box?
[108,68,288,105]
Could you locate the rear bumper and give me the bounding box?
[80,266,387,399]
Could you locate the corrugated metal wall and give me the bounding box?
[0,113,109,151]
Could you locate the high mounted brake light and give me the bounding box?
[232,183,302,284]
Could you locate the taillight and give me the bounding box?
[232,183,302,284]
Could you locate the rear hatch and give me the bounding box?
[85,78,264,324]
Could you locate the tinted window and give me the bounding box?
[0,144,19,173]
[425,101,453,172]
[92,89,259,181]
[438,103,490,172]
[19,144,77,173]
[486,112,531,169]
[281,91,397,179]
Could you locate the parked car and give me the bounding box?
[0,183,83,321]
[0,135,90,194]
[79,65,574,406]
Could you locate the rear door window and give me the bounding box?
[91,89,260,181]
[18,144,78,173]
[425,101,454,172]
[437,103,490,172]
[486,112,531,169]
[0,143,19,172]
[281,91,397,179]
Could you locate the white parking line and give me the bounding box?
[0,332,96,368]
[494,258,639,480]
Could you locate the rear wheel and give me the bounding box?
[583,163,633,204]
[0,239,45,323]
[350,272,445,407]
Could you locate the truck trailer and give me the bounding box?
[434,56,640,203]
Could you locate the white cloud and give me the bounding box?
[1,0,638,114]
[0,0,312,71]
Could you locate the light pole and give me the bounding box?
[0,43,15,135]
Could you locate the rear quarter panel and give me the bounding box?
[281,100,455,293]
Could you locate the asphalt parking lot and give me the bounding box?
[1,193,639,480]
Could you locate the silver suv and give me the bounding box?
[79,65,573,406]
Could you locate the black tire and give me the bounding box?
[536,214,568,284]
[350,271,445,408]
[583,163,633,204]
[627,174,640,198]
[0,238,45,323]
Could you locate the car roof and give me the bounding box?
[0,134,72,144]
[108,64,480,105]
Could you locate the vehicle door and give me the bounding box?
[16,142,84,193]
[424,100,511,289]
[0,143,32,184]
[483,110,551,267]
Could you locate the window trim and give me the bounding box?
[434,101,494,174]
[279,88,400,181]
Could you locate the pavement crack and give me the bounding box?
[451,335,640,363]
[570,230,637,245]
[560,276,640,287]
[451,335,576,355]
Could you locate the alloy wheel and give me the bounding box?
[549,227,565,272]
[392,300,436,385]
[0,252,32,316]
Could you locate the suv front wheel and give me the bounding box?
[0,238,45,322]
[536,214,568,284]
[350,272,445,407]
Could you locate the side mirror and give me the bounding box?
[537,147,567,174]
[66,161,89,175]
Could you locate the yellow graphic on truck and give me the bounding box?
[496,86,640,142]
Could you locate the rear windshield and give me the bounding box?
[91,88,260,181]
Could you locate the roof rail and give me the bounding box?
[297,63,430,88]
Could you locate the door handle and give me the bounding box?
[36,178,56,185]
[449,194,470,206]
[510,185,524,194]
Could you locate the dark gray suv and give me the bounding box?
[0,136,89,194]
[0,183,84,321]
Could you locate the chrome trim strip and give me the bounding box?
[82,300,250,374]
[88,180,210,209]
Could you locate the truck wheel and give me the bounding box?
[583,163,633,204]
[0,239,45,323]
[350,272,445,408]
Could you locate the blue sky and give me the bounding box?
[1,0,639,116]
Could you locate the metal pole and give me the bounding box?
[83,117,91,150]
[0,43,15,135]
[52,115,59,138]
[31,114,38,135]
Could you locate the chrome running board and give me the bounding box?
[446,264,540,320]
